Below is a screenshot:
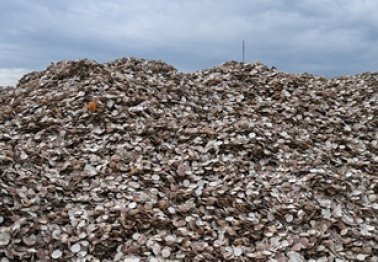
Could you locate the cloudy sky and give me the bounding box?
[1,0,377,86]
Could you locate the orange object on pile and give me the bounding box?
[87,101,97,113]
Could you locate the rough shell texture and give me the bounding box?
[0,58,377,261]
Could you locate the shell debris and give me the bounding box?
[0,58,377,261]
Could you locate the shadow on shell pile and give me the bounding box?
[0,58,377,261]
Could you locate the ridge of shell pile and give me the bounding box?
[0,58,377,261]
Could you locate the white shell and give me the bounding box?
[51,249,63,259]
[0,232,10,246]
[70,243,81,253]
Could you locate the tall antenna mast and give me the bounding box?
[242,40,245,63]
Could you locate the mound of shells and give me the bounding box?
[0,58,377,261]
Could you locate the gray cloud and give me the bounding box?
[1,0,377,85]
[0,68,30,86]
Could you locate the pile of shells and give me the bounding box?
[0,57,377,261]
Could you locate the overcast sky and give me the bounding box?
[1,0,377,86]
